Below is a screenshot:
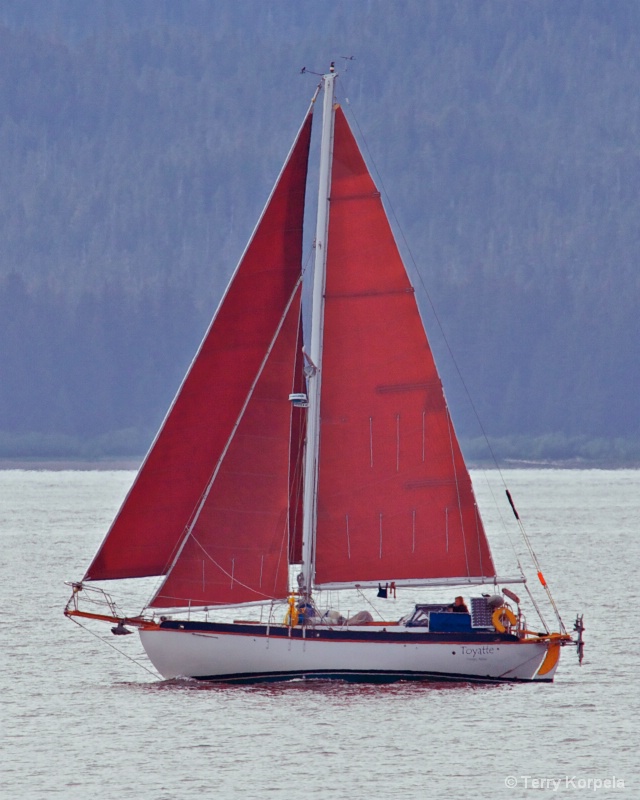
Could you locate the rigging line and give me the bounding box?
[355,586,389,622]
[445,406,470,577]
[288,422,306,569]
[300,228,317,278]
[477,463,526,571]
[155,596,289,615]
[523,580,550,632]
[470,475,551,629]
[146,276,304,610]
[474,503,484,577]
[273,512,289,599]
[503,490,566,631]
[68,615,160,679]
[185,532,285,603]
[471,470,553,628]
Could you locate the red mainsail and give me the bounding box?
[84,112,312,583]
[313,108,496,586]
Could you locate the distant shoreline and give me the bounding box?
[0,458,142,471]
[0,457,638,471]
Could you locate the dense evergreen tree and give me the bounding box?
[0,1,638,462]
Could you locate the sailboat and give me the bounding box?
[65,67,581,683]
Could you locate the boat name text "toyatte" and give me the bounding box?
[461,646,495,657]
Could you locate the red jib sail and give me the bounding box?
[84,112,312,584]
[150,287,303,607]
[313,107,496,587]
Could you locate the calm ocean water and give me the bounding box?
[1,468,637,799]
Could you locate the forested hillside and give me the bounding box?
[0,0,638,463]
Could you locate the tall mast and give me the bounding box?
[300,68,337,598]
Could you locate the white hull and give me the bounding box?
[139,625,560,684]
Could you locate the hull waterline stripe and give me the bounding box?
[183,668,553,685]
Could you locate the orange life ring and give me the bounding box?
[492,606,517,633]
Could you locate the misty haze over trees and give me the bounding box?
[0,0,638,464]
